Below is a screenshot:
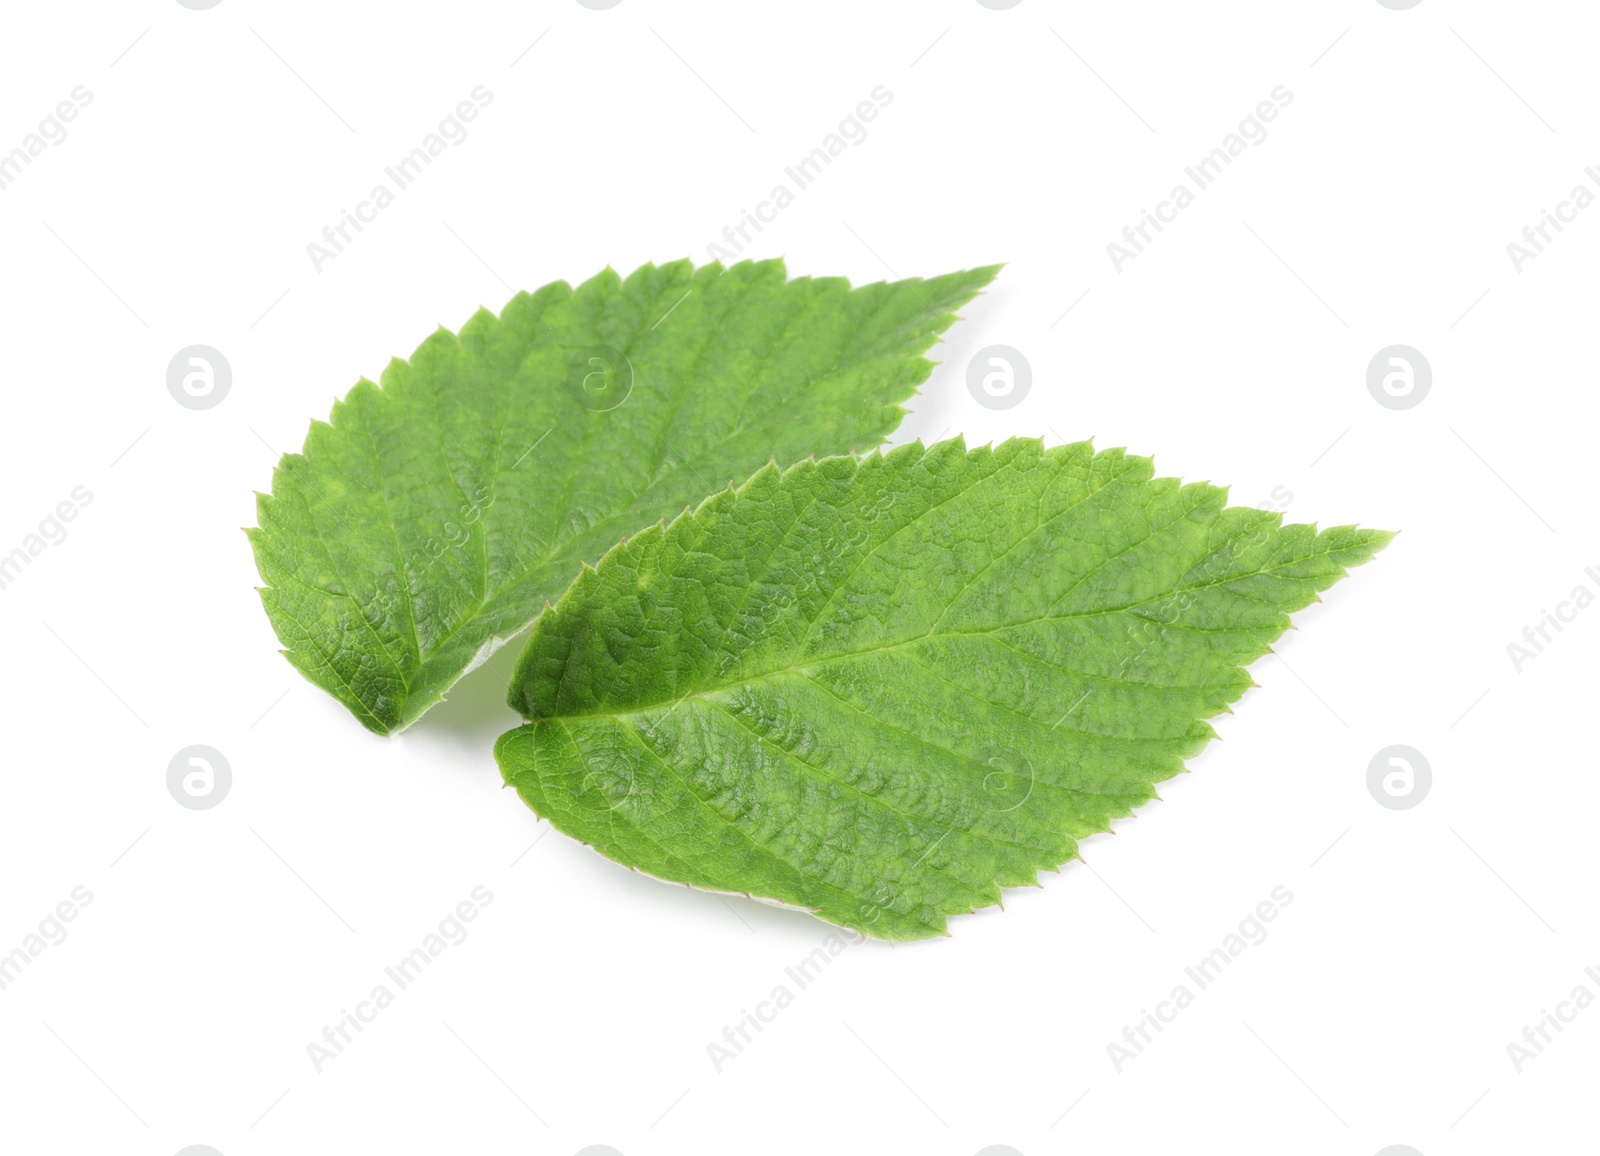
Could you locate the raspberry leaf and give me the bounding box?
[249,259,998,733]
[496,439,1391,940]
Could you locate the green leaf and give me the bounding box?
[249,259,999,734]
[495,438,1391,941]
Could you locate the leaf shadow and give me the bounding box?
[401,637,527,763]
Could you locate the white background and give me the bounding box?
[0,2,1594,1154]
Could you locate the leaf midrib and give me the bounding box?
[532,536,1349,725]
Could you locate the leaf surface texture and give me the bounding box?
[249,259,998,732]
[496,439,1391,940]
